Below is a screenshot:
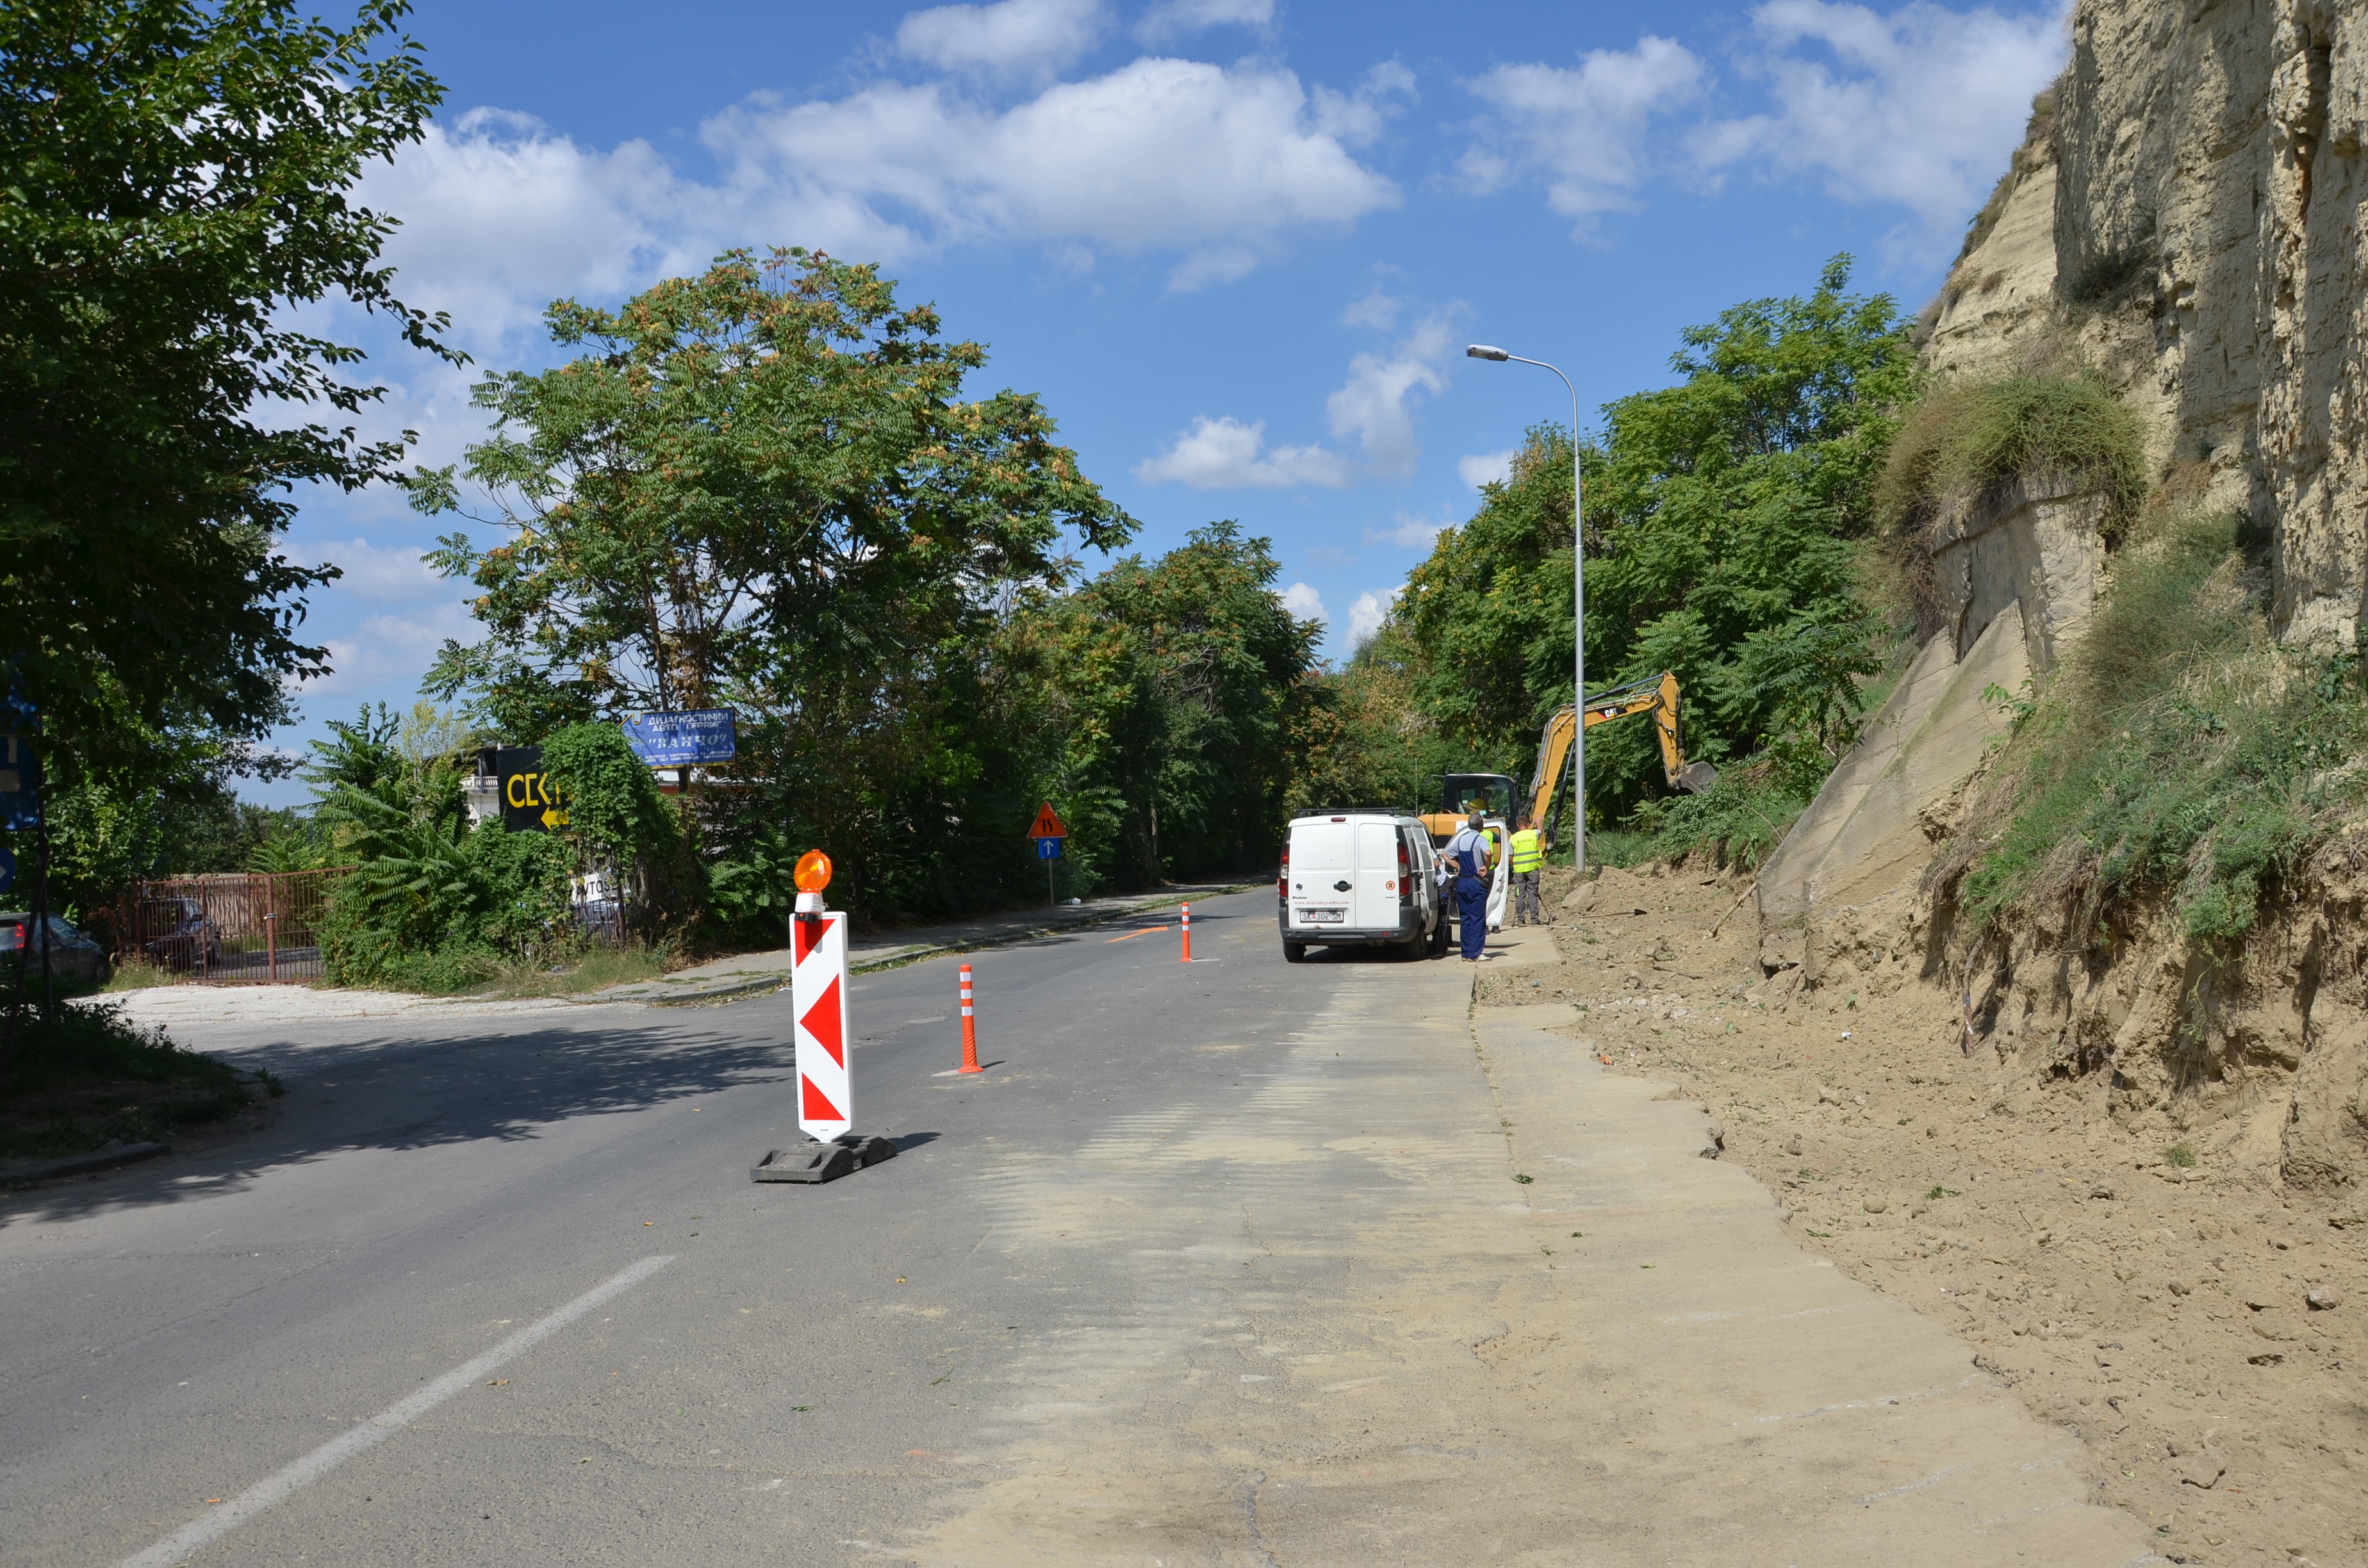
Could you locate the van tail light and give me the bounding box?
[1278,843,1289,901]
[1398,838,1412,907]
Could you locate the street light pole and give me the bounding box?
[1467,344,1588,878]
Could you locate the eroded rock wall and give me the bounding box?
[2057,0,2367,643]
[1759,0,2368,1188]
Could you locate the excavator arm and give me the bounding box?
[1525,671,1717,843]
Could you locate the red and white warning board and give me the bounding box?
[791,910,852,1141]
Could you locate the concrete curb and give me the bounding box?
[600,886,1254,1008]
[1,1141,170,1185]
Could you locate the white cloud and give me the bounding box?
[1458,449,1515,489]
[1169,244,1260,292]
[1459,37,1706,225]
[1133,416,1351,489]
[1324,309,1456,477]
[318,537,445,603]
[1690,1,2069,260]
[1366,510,1442,548]
[360,56,1398,370]
[1309,61,1418,146]
[1137,0,1276,44]
[303,605,473,698]
[363,110,731,352]
[896,0,1103,83]
[1340,285,1401,329]
[1281,581,1328,624]
[1346,588,1395,646]
[703,58,1397,266]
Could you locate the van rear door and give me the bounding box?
[1289,819,1352,927]
[1353,821,1399,930]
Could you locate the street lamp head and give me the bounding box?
[1466,344,1510,362]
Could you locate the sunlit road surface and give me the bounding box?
[4,891,2148,1565]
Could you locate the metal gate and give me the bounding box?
[114,869,351,984]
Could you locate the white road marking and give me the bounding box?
[118,1255,675,1568]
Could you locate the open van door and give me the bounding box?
[1353,821,1401,931]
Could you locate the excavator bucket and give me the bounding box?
[1674,760,1718,795]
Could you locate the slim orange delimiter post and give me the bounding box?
[1180,902,1192,963]
[958,963,982,1073]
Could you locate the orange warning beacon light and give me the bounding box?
[794,849,833,894]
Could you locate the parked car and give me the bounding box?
[1277,810,1445,963]
[139,897,221,972]
[0,912,112,985]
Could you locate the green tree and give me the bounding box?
[419,247,1132,735]
[1009,522,1321,886]
[0,0,453,771]
[419,249,1135,929]
[1393,257,1914,821]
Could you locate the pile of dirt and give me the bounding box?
[1480,863,2367,1568]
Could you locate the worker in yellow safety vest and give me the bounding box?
[1507,815,1545,927]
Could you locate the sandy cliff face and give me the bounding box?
[2056,0,2368,646]
[1934,1,2367,643]
[1758,0,2368,1191]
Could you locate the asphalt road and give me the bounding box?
[3,888,1379,1566]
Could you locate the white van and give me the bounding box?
[1276,811,1445,963]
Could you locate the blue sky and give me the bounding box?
[255,0,2068,804]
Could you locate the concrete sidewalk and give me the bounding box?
[583,880,1249,1006]
[89,883,1249,1027]
[907,920,2154,1565]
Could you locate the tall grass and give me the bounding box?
[1949,511,2368,943]
[1879,373,2148,544]
[363,940,671,998]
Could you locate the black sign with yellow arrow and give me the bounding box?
[495,746,570,833]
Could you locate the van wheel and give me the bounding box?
[1401,929,1426,961]
[1283,941,1308,963]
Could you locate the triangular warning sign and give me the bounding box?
[800,1074,844,1123]
[1029,800,1067,838]
[800,975,844,1066]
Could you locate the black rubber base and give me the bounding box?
[750,1132,899,1184]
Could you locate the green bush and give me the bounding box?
[1624,765,1811,871]
[1952,511,2368,943]
[317,808,573,988]
[1,1002,259,1160]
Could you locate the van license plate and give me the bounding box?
[1302,908,1345,924]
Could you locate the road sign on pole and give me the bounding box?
[1028,801,1067,906]
[0,731,40,832]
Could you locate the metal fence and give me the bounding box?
[111,868,352,984]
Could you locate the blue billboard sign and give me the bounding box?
[621,710,738,767]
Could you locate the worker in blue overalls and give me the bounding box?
[1447,813,1495,963]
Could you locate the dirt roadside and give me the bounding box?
[1477,862,2368,1568]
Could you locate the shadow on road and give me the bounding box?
[1,1015,788,1222]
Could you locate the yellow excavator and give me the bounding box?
[1417,671,1716,850]
[1530,669,1718,835]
